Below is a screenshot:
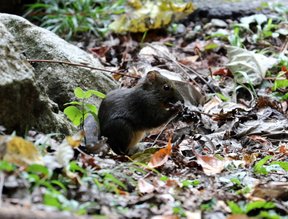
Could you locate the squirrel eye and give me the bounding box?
[163,84,170,91]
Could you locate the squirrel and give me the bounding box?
[96,70,184,155]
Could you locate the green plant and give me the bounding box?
[228,26,243,47]
[254,155,272,175]
[173,201,186,217]
[64,87,105,127]
[200,198,216,211]
[181,179,200,188]
[0,160,15,172]
[24,0,126,39]
[228,200,277,218]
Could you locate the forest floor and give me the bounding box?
[1,1,288,219]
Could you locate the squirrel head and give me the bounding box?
[141,70,184,109]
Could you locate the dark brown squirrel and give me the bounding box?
[96,70,184,155]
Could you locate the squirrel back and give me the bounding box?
[98,70,184,155]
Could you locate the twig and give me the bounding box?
[152,114,178,146]
[27,59,141,79]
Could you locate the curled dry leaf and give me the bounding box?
[138,178,155,194]
[148,138,172,168]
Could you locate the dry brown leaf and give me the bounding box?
[2,136,43,166]
[194,152,225,175]
[248,135,271,147]
[66,131,84,148]
[279,144,288,155]
[138,178,155,194]
[148,138,172,168]
[243,153,258,166]
[249,182,288,200]
[178,55,199,65]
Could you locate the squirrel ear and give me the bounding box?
[146,71,159,82]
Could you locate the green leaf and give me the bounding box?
[44,192,61,209]
[216,93,230,101]
[204,43,219,51]
[271,161,288,171]
[227,201,244,214]
[86,90,106,99]
[104,173,127,190]
[281,93,288,100]
[181,179,200,187]
[230,178,241,186]
[64,101,82,106]
[245,201,275,213]
[254,155,272,175]
[51,180,67,192]
[84,103,98,115]
[27,164,49,177]
[272,79,288,91]
[64,106,83,126]
[0,160,15,172]
[74,87,86,99]
[69,161,87,175]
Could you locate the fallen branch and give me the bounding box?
[27,59,141,79]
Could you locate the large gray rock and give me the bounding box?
[191,0,288,19]
[0,22,70,134]
[0,13,118,134]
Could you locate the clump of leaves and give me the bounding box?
[24,0,126,39]
[109,0,194,33]
[64,87,105,127]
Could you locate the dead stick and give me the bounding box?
[27,59,141,79]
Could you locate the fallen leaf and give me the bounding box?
[249,182,288,200]
[1,136,43,166]
[192,148,225,175]
[138,178,155,194]
[148,138,172,168]
[279,144,288,155]
[226,46,277,85]
[243,153,258,166]
[178,55,199,65]
[109,0,194,33]
[66,131,84,148]
[212,67,233,77]
[43,137,74,170]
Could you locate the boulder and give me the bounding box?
[0,13,118,134]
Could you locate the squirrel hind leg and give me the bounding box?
[100,118,134,155]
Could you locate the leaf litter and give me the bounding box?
[1,2,288,219]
